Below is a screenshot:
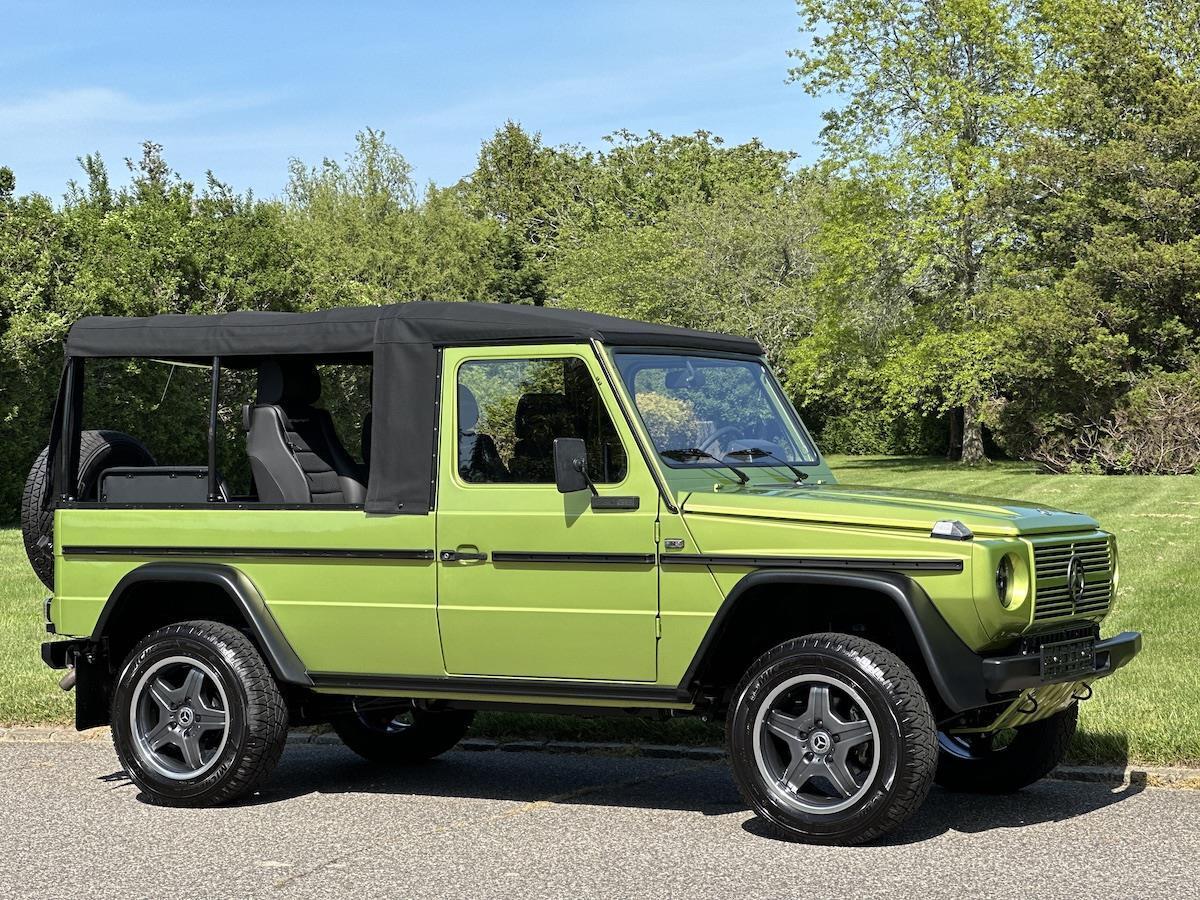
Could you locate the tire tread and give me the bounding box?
[112,620,288,807]
[727,631,936,845]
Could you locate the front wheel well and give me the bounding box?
[690,581,945,718]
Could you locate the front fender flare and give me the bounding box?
[92,562,312,687]
[677,568,988,714]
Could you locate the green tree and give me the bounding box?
[285,129,499,306]
[790,0,1050,462]
[536,130,819,362]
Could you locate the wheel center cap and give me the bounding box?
[177,707,195,727]
[810,730,831,754]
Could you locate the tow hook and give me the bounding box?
[59,667,77,691]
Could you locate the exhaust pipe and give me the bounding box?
[59,667,77,691]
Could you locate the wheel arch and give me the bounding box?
[92,562,312,689]
[679,569,987,717]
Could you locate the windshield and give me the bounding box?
[613,352,819,476]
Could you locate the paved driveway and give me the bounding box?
[0,740,1196,899]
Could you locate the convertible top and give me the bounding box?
[60,302,761,517]
[65,301,762,359]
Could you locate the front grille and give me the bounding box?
[1032,537,1114,622]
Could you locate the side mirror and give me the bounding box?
[553,437,592,494]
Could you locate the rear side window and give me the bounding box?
[456,357,627,484]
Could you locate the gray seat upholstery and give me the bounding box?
[457,385,508,482]
[244,360,367,504]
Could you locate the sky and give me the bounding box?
[1,1,826,200]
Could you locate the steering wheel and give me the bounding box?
[699,426,741,455]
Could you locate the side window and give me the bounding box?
[456,357,628,484]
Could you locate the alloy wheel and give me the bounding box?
[752,673,880,815]
[130,655,230,781]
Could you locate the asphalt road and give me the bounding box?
[0,740,1196,899]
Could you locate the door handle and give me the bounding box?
[440,550,487,562]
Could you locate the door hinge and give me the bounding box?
[654,520,661,543]
[655,617,662,639]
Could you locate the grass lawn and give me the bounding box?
[3,456,1196,766]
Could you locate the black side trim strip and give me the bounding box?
[63,546,436,561]
[491,551,657,565]
[309,672,682,704]
[660,554,963,572]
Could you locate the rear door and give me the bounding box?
[435,344,660,681]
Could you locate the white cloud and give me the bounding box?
[0,87,277,131]
[396,47,775,134]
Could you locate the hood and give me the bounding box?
[680,482,1098,538]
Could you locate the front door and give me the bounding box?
[435,345,659,681]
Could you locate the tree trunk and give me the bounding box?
[946,408,963,460]
[961,397,988,465]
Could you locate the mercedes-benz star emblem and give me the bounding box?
[1066,553,1087,604]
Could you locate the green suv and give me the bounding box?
[29,302,1141,845]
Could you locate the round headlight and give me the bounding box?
[996,555,1015,607]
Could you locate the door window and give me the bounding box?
[456,357,628,484]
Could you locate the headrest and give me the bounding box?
[257,359,321,406]
[458,384,480,432]
[515,392,569,441]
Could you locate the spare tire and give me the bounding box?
[22,430,156,590]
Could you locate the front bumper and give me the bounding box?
[981,630,1142,695]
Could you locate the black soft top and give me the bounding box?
[61,302,760,517]
[65,301,762,359]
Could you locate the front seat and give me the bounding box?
[457,385,508,482]
[508,392,571,482]
[244,360,367,504]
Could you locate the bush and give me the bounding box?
[1033,369,1200,475]
[812,408,945,456]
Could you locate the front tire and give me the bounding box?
[332,700,473,764]
[936,704,1077,793]
[727,633,936,845]
[111,621,288,807]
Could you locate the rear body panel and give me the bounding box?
[54,508,441,677]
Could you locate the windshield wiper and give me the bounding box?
[725,447,810,485]
[660,448,749,485]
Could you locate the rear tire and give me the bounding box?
[332,701,473,764]
[22,430,155,589]
[111,620,288,807]
[726,633,936,846]
[936,704,1077,793]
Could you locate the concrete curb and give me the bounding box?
[3,726,1195,788]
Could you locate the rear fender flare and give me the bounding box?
[678,568,986,714]
[92,562,312,687]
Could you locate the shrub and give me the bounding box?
[813,408,945,457]
[1033,369,1200,475]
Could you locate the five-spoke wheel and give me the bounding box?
[754,675,879,814]
[727,633,936,845]
[111,620,288,807]
[130,656,230,780]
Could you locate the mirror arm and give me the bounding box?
[572,457,599,497]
